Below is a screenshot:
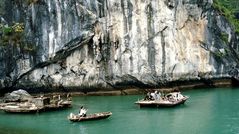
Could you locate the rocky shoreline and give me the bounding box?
[1,77,235,97]
[71,77,234,96]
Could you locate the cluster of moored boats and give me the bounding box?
[0,89,189,122]
[0,89,72,113]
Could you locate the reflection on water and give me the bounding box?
[78,125,87,134]
[0,88,239,134]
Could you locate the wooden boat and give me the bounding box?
[44,100,72,111]
[135,92,189,108]
[68,112,112,122]
[0,103,42,113]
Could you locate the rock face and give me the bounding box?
[3,89,32,102]
[0,0,239,91]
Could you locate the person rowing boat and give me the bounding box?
[79,106,87,117]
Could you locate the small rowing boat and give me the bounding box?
[68,112,112,122]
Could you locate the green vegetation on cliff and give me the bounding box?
[0,23,24,45]
[0,23,36,53]
[213,0,239,33]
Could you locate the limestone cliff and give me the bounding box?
[0,0,238,92]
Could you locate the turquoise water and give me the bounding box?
[1,88,239,134]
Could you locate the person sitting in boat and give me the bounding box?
[58,95,61,101]
[155,91,161,100]
[150,92,157,100]
[67,93,72,101]
[150,91,161,100]
[176,92,184,100]
[79,106,87,117]
[144,92,152,100]
[166,93,174,102]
